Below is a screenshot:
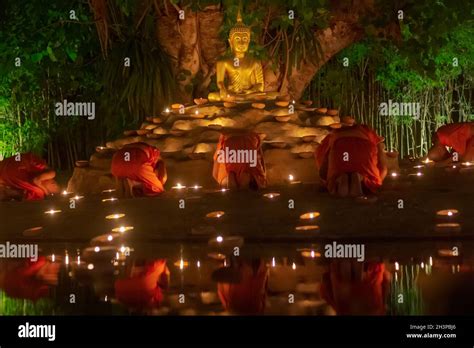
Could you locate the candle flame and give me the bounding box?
[272,257,276,267]
[216,235,223,243]
[395,262,399,271]
[292,262,296,270]
[52,254,55,262]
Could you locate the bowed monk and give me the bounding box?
[315,123,388,197]
[427,122,474,165]
[0,153,59,201]
[213,132,266,190]
[111,142,167,197]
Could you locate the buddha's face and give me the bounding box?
[229,32,250,55]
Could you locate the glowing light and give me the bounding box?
[206,211,225,219]
[197,260,201,268]
[421,262,424,269]
[272,257,276,267]
[107,235,113,241]
[295,225,320,231]
[65,254,69,265]
[94,246,100,252]
[193,185,202,190]
[172,183,186,190]
[310,250,315,258]
[62,190,70,196]
[264,192,280,199]
[112,226,134,233]
[102,197,118,202]
[87,263,94,270]
[105,213,125,220]
[51,254,55,262]
[395,262,399,271]
[300,212,320,220]
[174,259,189,269]
[429,256,433,266]
[292,262,296,270]
[462,162,472,167]
[220,188,228,192]
[45,209,62,215]
[77,255,80,265]
[102,189,116,194]
[165,108,170,113]
[72,195,84,200]
[416,172,423,177]
[423,158,433,164]
[216,236,224,243]
[195,110,199,115]
[180,259,184,270]
[436,209,459,218]
[391,172,398,178]
[288,174,294,181]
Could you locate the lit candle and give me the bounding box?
[216,235,223,243]
[421,262,424,269]
[391,172,398,178]
[395,262,399,271]
[192,185,202,190]
[77,255,81,265]
[263,192,280,199]
[220,188,228,192]
[102,197,118,202]
[300,212,320,220]
[65,253,69,266]
[195,110,199,115]
[105,213,125,220]
[288,174,294,182]
[206,211,225,218]
[112,226,134,233]
[429,256,433,266]
[107,234,113,241]
[462,162,472,167]
[72,195,84,200]
[294,225,320,231]
[94,246,100,252]
[51,254,55,262]
[87,263,94,270]
[272,257,276,267]
[165,108,170,113]
[102,189,116,194]
[436,209,459,218]
[45,209,62,215]
[172,183,186,190]
[292,262,296,270]
[62,190,70,196]
[197,260,201,268]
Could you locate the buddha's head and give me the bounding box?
[229,10,251,56]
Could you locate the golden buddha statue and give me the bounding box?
[208,10,279,102]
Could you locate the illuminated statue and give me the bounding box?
[208,9,279,102]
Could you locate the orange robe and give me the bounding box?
[0,153,47,200]
[114,259,169,309]
[217,261,268,315]
[213,133,266,189]
[111,143,165,196]
[320,262,386,315]
[315,125,384,193]
[436,122,473,157]
[2,256,52,301]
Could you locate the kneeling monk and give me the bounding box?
[213,132,266,190]
[111,142,167,197]
[0,153,59,201]
[427,122,474,165]
[315,124,388,197]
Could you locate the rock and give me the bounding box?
[106,136,142,149]
[264,149,319,185]
[67,167,115,195]
[193,143,215,154]
[153,127,168,135]
[198,130,221,142]
[314,116,337,126]
[89,150,115,171]
[162,136,193,153]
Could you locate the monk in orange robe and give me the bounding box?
[213,132,266,190]
[0,256,60,301]
[111,142,167,197]
[114,259,169,309]
[215,259,268,315]
[320,260,389,315]
[427,122,474,165]
[315,124,388,197]
[0,153,59,201]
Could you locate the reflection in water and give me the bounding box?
[0,242,473,316]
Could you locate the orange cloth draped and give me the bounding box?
[315,125,384,193]
[2,256,51,301]
[0,153,47,200]
[114,259,169,308]
[436,122,473,157]
[213,132,266,189]
[111,143,164,196]
[320,262,386,315]
[217,261,268,315]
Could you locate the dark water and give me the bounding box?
[1,239,473,316]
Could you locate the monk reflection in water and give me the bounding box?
[427,122,474,165]
[213,132,266,190]
[114,259,169,310]
[320,260,390,315]
[315,122,388,197]
[213,258,268,315]
[0,256,60,301]
[0,153,59,201]
[111,142,167,198]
